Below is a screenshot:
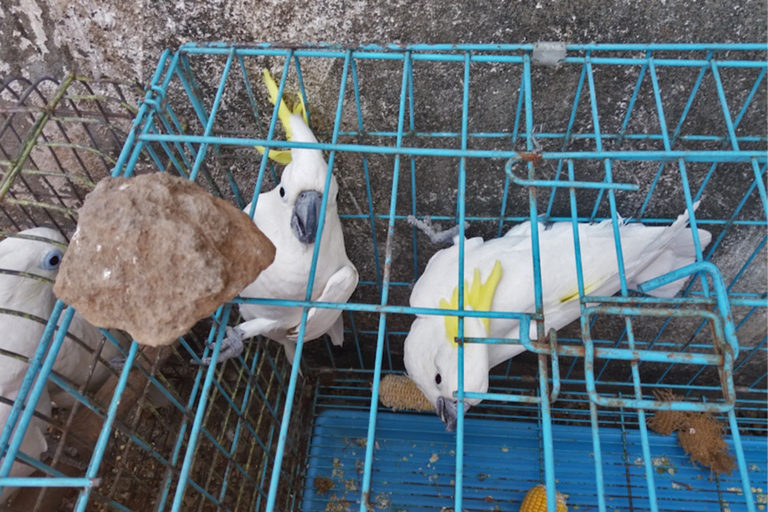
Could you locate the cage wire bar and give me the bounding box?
[0,73,310,512]
[0,43,766,512]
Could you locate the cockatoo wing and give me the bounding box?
[48,314,126,408]
[286,264,358,344]
[0,371,51,505]
[410,236,486,309]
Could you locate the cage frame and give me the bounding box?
[0,42,765,512]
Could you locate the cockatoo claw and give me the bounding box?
[195,326,245,366]
[41,441,87,470]
[109,355,126,371]
[407,214,469,245]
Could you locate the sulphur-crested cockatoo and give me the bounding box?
[0,228,121,504]
[404,207,712,431]
[205,71,358,365]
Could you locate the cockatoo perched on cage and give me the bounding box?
[404,206,712,431]
[0,227,121,504]
[202,70,358,365]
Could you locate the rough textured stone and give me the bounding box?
[53,173,275,346]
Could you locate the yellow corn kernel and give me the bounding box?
[519,484,568,512]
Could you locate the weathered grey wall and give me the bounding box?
[1,0,765,83]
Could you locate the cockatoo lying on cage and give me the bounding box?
[404,206,712,431]
[202,70,358,365]
[0,227,122,504]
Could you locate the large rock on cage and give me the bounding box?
[53,173,276,346]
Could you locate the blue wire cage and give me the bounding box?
[0,43,766,512]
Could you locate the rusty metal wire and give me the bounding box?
[0,73,309,512]
[0,74,137,236]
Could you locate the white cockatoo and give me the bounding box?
[205,81,358,364]
[404,207,712,431]
[0,227,121,504]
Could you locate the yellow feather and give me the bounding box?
[291,95,309,124]
[559,281,597,304]
[257,69,311,164]
[254,145,292,165]
[438,260,503,347]
[262,69,295,141]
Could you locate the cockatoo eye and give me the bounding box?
[40,248,63,271]
[279,186,286,198]
[434,373,442,385]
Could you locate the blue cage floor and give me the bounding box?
[302,409,766,512]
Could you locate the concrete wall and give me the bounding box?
[1,0,765,83]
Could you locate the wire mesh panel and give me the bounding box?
[1,43,766,512]
[0,74,311,511]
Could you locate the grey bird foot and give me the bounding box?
[41,441,87,470]
[195,326,245,366]
[109,355,126,371]
[407,215,469,245]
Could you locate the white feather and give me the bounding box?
[0,228,122,504]
[233,115,358,362]
[405,206,712,412]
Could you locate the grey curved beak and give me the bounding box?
[291,190,322,244]
[436,396,470,432]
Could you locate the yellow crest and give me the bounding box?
[255,69,310,165]
[438,260,502,347]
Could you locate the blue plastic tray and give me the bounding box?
[303,408,766,511]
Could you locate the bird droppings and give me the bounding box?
[374,492,391,509]
[671,481,693,491]
[477,473,490,482]
[332,457,344,479]
[54,173,275,347]
[325,494,350,512]
[314,476,335,495]
[651,456,676,475]
[429,453,439,463]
